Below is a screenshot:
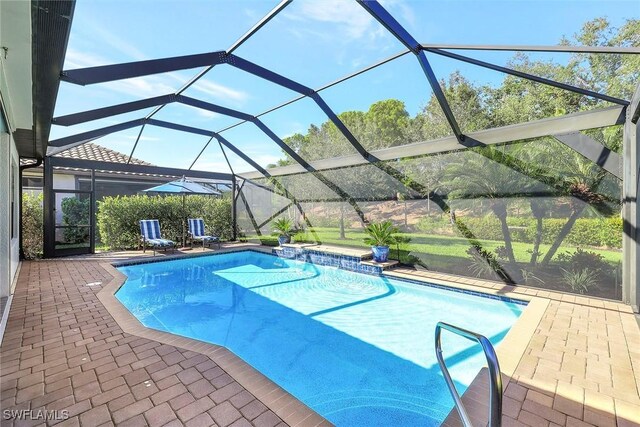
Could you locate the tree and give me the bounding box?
[442,147,533,265]
[540,150,613,265]
[411,71,489,141]
[364,99,410,149]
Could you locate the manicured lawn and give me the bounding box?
[253,227,622,265]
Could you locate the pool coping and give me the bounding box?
[98,246,549,426]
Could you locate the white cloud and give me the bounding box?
[283,0,413,44]
[293,0,377,40]
[380,0,416,30]
[64,48,109,68]
[64,21,248,106]
[279,0,411,69]
[195,110,220,119]
[103,76,177,98]
[90,23,148,61]
[192,160,232,173]
[123,135,160,142]
[243,7,261,21]
[191,80,250,105]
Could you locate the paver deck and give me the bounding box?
[390,267,640,427]
[1,247,639,426]
[0,253,294,427]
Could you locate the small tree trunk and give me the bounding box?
[492,201,517,265]
[497,214,517,265]
[530,216,543,266]
[529,200,545,266]
[339,202,345,239]
[541,206,585,265]
[404,200,408,229]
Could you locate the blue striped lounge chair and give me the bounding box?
[139,220,175,255]
[188,218,220,250]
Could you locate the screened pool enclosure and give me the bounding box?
[41,1,639,308]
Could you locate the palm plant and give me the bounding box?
[442,147,529,266]
[273,217,293,236]
[560,268,598,294]
[273,217,293,245]
[364,220,401,263]
[540,149,614,265]
[363,220,399,247]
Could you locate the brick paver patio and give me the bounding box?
[1,252,639,426]
[0,259,288,427]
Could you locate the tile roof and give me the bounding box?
[19,144,174,178]
[54,142,152,165]
[20,143,154,168]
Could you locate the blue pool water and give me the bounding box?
[116,250,524,426]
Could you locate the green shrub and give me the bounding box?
[556,248,610,274]
[22,192,43,259]
[455,216,504,241]
[415,216,449,234]
[97,195,236,250]
[446,215,621,249]
[61,197,91,244]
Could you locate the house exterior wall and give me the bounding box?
[0,109,20,298]
[1,0,32,298]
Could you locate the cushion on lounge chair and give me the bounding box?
[146,238,174,247]
[140,220,175,247]
[189,219,219,240]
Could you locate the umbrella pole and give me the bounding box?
[182,195,186,248]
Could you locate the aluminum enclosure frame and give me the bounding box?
[45,0,639,305]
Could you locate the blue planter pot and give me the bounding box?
[278,235,291,246]
[371,245,390,263]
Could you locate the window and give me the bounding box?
[22,176,43,188]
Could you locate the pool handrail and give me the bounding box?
[435,321,503,427]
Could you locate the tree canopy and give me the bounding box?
[270,18,638,167]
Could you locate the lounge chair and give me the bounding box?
[188,218,221,250]
[139,219,176,255]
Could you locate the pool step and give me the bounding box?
[360,259,399,270]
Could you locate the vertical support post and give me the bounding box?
[90,169,96,253]
[622,93,639,312]
[231,175,237,241]
[43,157,54,258]
[18,166,24,260]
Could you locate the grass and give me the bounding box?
[249,227,622,265]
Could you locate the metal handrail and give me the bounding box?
[435,322,503,427]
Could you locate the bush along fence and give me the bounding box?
[97,195,236,250]
[415,215,622,249]
[22,192,43,259]
[61,197,91,244]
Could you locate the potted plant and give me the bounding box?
[363,220,399,263]
[273,217,293,246]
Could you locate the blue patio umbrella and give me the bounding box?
[142,176,221,247]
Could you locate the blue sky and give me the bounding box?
[52,0,640,174]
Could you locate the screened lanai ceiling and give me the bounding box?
[49,0,639,179]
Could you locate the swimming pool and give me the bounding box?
[116,250,525,426]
